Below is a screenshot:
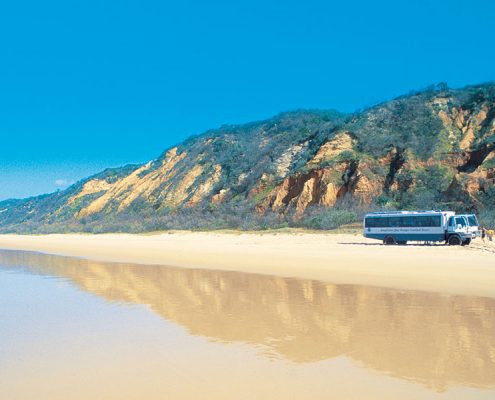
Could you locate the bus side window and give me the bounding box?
[389,217,400,227]
[448,217,454,227]
[404,217,414,227]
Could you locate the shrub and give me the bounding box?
[297,207,358,230]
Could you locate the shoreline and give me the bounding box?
[0,232,494,298]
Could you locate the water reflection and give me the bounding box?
[0,249,494,392]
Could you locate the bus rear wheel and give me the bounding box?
[383,236,396,245]
[448,235,461,246]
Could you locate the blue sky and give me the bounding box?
[1,0,494,200]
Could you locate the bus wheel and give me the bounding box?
[383,236,396,245]
[462,238,471,246]
[448,235,461,246]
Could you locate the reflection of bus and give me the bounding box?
[363,211,476,246]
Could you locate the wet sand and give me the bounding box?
[0,250,494,400]
[0,232,494,297]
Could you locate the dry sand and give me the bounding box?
[0,231,494,298]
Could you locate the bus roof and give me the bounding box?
[365,210,454,217]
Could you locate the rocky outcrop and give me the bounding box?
[68,179,112,205]
[187,165,222,205]
[307,131,354,167]
[275,143,306,178]
[262,169,338,215]
[76,147,187,217]
[261,153,392,215]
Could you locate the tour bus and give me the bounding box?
[363,210,475,246]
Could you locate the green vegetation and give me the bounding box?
[298,208,358,230]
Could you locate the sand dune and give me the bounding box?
[0,232,494,297]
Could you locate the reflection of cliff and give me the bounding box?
[1,249,494,392]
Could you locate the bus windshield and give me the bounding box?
[468,215,478,226]
[455,217,467,227]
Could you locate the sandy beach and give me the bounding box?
[0,231,494,297]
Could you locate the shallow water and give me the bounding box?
[0,250,494,400]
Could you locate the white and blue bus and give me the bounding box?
[363,211,476,246]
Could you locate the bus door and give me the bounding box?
[447,216,455,234]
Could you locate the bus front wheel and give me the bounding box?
[448,235,462,246]
[383,236,396,245]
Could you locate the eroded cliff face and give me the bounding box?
[259,158,383,216]
[431,94,495,206]
[0,84,494,231]
[257,87,495,215]
[69,147,223,217]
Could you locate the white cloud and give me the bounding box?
[54,179,69,187]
